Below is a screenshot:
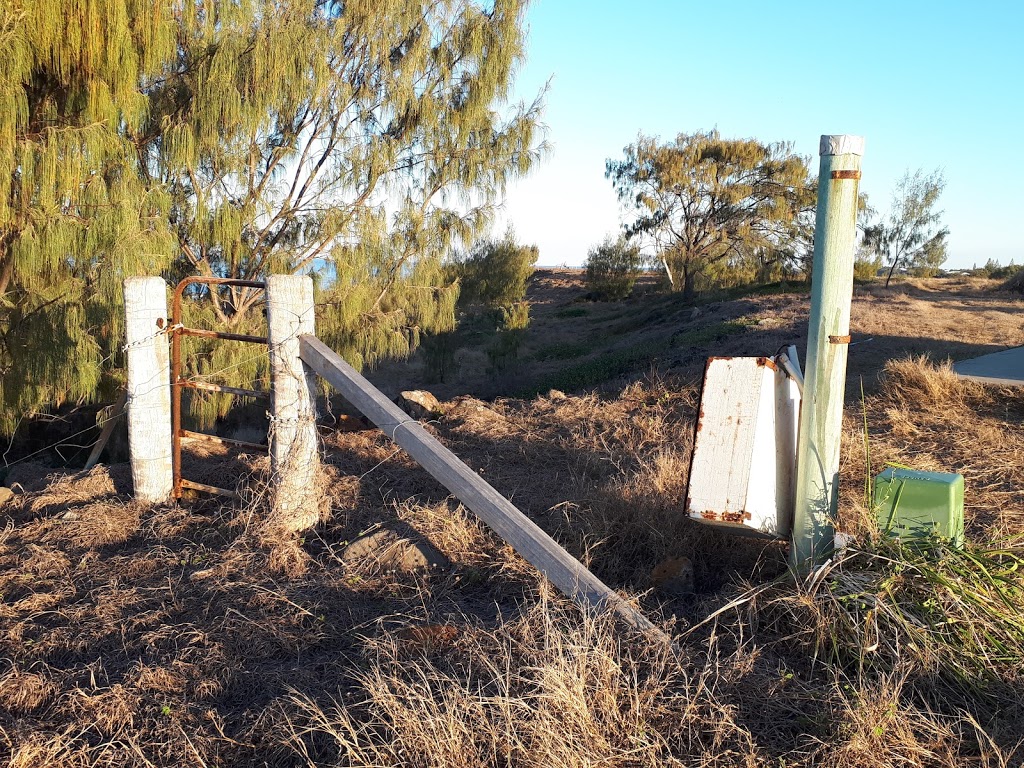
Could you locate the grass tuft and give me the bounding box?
[758,536,1024,690]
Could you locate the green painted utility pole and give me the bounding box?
[791,135,864,569]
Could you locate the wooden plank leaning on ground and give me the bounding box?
[298,334,670,644]
[84,387,128,470]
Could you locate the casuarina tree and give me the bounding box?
[863,169,949,286]
[1,0,544,431]
[606,130,812,299]
[0,0,178,432]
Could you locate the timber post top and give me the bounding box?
[819,135,865,156]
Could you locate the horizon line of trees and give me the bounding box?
[593,130,950,298]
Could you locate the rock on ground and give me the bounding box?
[340,527,449,572]
[396,390,443,420]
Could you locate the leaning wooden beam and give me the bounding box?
[298,334,667,641]
[84,387,128,470]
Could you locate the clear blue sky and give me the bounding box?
[499,0,1023,269]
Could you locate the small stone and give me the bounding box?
[341,528,449,572]
[396,390,443,420]
[650,556,695,596]
[0,486,13,508]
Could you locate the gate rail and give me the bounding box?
[171,277,268,499]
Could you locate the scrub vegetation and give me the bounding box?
[3,272,1024,766]
[3,2,1023,765]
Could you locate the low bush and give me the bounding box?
[584,237,642,301]
[451,231,539,311]
[853,255,881,281]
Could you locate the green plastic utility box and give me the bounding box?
[874,468,964,546]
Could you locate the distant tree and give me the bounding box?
[605,130,813,299]
[584,237,642,300]
[784,189,875,280]
[863,169,949,287]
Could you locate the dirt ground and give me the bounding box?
[2,273,1023,766]
[371,270,1024,402]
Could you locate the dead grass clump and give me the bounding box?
[395,500,505,570]
[0,668,57,714]
[132,663,189,695]
[69,684,140,736]
[6,731,91,768]
[824,675,973,768]
[20,465,127,515]
[49,501,142,548]
[880,355,990,412]
[22,543,71,577]
[288,598,757,768]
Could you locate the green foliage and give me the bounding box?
[521,321,747,396]
[421,332,461,384]
[606,130,813,299]
[584,237,642,300]
[1,0,544,431]
[1003,268,1024,294]
[533,340,595,361]
[780,536,1024,688]
[486,329,525,375]
[521,339,670,396]
[0,0,177,430]
[554,306,588,319]
[853,254,882,281]
[498,300,531,331]
[484,299,530,376]
[976,258,1021,281]
[863,169,949,287]
[452,231,539,312]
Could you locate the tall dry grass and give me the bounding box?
[3,355,1024,766]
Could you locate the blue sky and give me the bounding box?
[499,0,1024,269]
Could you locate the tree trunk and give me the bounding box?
[885,257,899,287]
[682,267,696,301]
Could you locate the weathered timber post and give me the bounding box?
[266,275,321,532]
[124,277,173,503]
[791,135,864,568]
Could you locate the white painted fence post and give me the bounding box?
[266,275,320,532]
[791,135,864,568]
[123,277,173,504]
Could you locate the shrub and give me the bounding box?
[498,301,530,331]
[1003,268,1024,293]
[421,332,460,383]
[853,255,881,281]
[584,237,642,300]
[451,230,539,311]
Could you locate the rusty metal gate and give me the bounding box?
[170,277,268,499]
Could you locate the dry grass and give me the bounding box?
[287,596,756,768]
[839,356,1024,537]
[3,278,1024,766]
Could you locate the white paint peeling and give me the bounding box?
[687,357,799,537]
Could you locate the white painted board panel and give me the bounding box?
[687,357,797,537]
